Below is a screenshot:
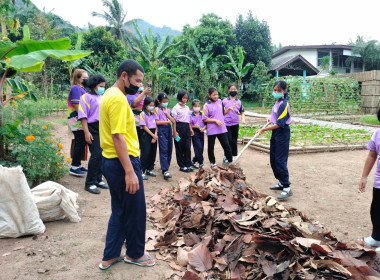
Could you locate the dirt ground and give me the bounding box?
[0,112,375,280]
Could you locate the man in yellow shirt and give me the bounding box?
[98,59,155,270]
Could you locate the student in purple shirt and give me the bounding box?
[139,96,158,180]
[256,80,292,200]
[359,109,380,249]
[223,83,246,164]
[155,92,176,180]
[78,74,109,194]
[172,90,194,172]
[190,99,206,169]
[202,87,233,168]
[68,69,88,177]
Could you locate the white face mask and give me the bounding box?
[193,107,200,112]
[147,106,155,112]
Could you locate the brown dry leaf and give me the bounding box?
[145,229,160,242]
[150,194,161,203]
[262,218,277,228]
[145,240,158,251]
[179,178,191,190]
[291,237,321,248]
[312,259,352,277]
[182,271,201,280]
[169,261,183,271]
[266,197,277,207]
[184,233,201,247]
[177,247,189,267]
[188,244,213,272]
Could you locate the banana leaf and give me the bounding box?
[7,49,92,72]
[0,38,72,60]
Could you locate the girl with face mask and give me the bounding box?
[190,99,206,169]
[139,96,159,180]
[154,92,176,180]
[172,90,194,173]
[78,74,109,194]
[202,87,233,168]
[222,83,246,164]
[68,69,89,177]
[256,80,292,201]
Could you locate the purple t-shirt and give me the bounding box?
[223,97,244,126]
[270,98,292,127]
[127,93,144,126]
[190,112,205,128]
[140,110,158,129]
[367,129,380,189]
[172,103,190,123]
[202,99,227,136]
[78,93,101,124]
[155,107,172,124]
[67,85,86,131]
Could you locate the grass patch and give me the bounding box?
[360,115,380,125]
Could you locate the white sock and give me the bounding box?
[283,187,291,192]
[71,165,80,170]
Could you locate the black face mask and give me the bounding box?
[82,79,88,87]
[230,91,238,97]
[124,79,140,95]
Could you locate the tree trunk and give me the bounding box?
[1,14,6,38]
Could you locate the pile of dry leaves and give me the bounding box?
[146,165,380,279]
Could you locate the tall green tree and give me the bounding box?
[222,46,255,90]
[92,0,137,46]
[347,39,380,71]
[234,11,272,66]
[132,21,181,92]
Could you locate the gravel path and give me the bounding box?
[245,111,377,133]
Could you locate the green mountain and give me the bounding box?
[134,20,181,38]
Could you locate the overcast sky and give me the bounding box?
[31,0,378,46]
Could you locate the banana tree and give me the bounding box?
[176,40,213,100]
[222,46,255,90]
[132,21,182,93]
[0,25,92,157]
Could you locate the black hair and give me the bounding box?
[273,80,287,91]
[116,59,144,78]
[192,99,200,107]
[87,74,106,93]
[177,89,188,102]
[207,87,218,101]
[143,96,154,112]
[377,108,380,123]
[228,83,238,91]
[155,92,169,107]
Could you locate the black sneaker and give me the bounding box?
[223,157,229,165]
[163,171,172,180]
[85,185,101,194]
[96,181,109,189]
[146,170,156,177]
[142,173,148,180]
[191,161,199,169]
[211,163,217,169]
[199,164,205,169]
[179,167,191,173]
[69,167,86,177]
[188,166,194,172]
[270,183,283,190]
[80,166,88,172]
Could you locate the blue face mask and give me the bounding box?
[272,92,283,99]
[147,106,155,112]
[162,102,169,107]
[96,87,105,95]
[138,87,144,92]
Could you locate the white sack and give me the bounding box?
[0,165,46,238]
[31,181,81,223]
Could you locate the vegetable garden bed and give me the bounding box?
[239,124,371,154]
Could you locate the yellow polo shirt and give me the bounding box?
[99,87,139,158]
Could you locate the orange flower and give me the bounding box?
[58,144,63,149]
[42,125,47,130]
[36,122,39,124]
[57,151,61,155]
[26,135,35,141]
[45,138,49,142]
[58,166,62,169]
[51,140,55,143]
[57,162,60,166]
[60,104,63,107]
[49,133,52,136]
[66,157,71,163]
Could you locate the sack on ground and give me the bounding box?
[0,165,46,238]
[31,181,81,223]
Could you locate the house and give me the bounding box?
[270,45,363,77]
